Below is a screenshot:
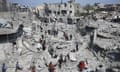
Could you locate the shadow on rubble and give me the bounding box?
[106,68,114,72]
[0,24,24,43]
[111,17,120,24]
[92,44,106,53]
[92,44,120,62]
[107,52,120,61]
[76,21,95,36]
[106,65,120,72]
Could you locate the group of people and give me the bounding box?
[2,62,22,72]
[1,23,106,72]
[29,61,56,72]
[1,61,56,72]
[2,60,106,72]
[47,58,105,72]
[78,60,106,72]
[2,63,6,72]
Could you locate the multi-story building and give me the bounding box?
[116,4,120,11]
[95,3,120,11]
[0,0,8,11]
[10,3,29,12]
[0,0,2,11]
[36,0,83,17]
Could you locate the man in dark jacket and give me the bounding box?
[2,63,7,72]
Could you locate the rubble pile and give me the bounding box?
[0,11,120,72]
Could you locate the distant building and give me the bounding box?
[95,3,120,12]
[104,4,116,11]
[116,4,120,11]
[10,3,29,12]
[95,3,105,8]
[0,0,8,11]
[36,0,83,17]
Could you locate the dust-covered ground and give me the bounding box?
[0,12,120,72]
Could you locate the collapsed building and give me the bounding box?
[0,0,9,11]
[35,0,84,24]
[0,0,120,72]
[36,0,84,17]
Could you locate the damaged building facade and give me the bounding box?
[0,0,9,11]
[35,0,84,24]
[36,0,83,17]
[0,0,120,72]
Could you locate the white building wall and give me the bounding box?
[47,2,75,17]
[36,0,83,17]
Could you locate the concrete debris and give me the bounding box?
[0,2,120,72]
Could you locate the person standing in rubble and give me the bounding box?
[63,32,69,40]
[29,62,36,72]
[49,48,54,57]
[41,35,44,39]
[84,59,88,69]
[75,42,79,51]
[12,42,17,53]
[48,62,56,72]
[39,38,42,44]
[2,63,7,72]
[81,59,89,72]
[54,29,58,37]
[70,34,72,40]
[48,30,51,35]
[42,40,46,51]
[15,61,22,72]
[58,54,64,69]
[40,26,43,32]
[78,61,85,72]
